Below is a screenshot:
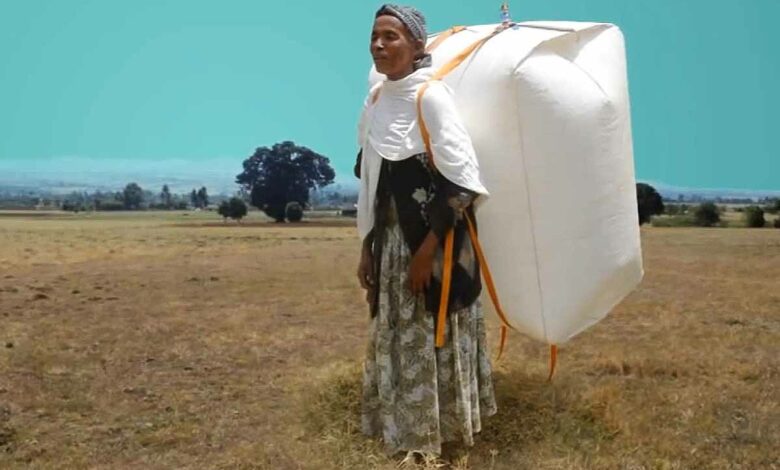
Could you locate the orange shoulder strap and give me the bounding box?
[425,26,467,53]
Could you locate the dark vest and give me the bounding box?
[356,150,482,317]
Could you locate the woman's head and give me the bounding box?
[371,4,431,80]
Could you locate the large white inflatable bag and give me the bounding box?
[368,21,644,345]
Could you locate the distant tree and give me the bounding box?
[743,206,766,228]
[160,185,173,209]
[98,200,125,211]
[122,183,144,210]
[236,141,335,222]
[188,187,209,209]
[217,200,230,222]
[197,187,209,208]
[665,204,680,216]
[142,189,155,205]
[60,191,91,212]
[229,197,247,222]
[61,200,80,212]
[636,183,664,225]
[91,191,110,209]
[285,201,303,222]
[235,187,250,201]
[774,217,780,229]
[764,198,780,214]
[217,197,248,223]
[693,202,720,227]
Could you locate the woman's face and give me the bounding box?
[371,15,424,80]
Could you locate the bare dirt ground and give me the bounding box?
[0,211,778,469]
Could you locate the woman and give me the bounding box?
[355,4,497,463]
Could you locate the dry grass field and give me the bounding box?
[0,210,778,469]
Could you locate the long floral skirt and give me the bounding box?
[361,208,498,456]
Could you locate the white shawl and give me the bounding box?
[356,67,489,241]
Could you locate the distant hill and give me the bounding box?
[0,157,359,197]
[0,157,776,201]
[642,180,780,202]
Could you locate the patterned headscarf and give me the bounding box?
[375,4,432,69]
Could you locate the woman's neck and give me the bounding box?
[386,66,415,81]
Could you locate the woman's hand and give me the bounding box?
[408,231,438,295]
[357,246,375,303]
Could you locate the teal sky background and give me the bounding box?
[0,0,777,191]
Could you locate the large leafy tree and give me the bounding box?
[636,183,664,225]
[236,141,335,222]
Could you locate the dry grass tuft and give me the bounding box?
[301,362,394,469]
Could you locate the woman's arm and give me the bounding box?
[427,174,478,241]
[353,149,363,179]
[358,227,375,299]
[362,227,374,252]
[409,178,478,295]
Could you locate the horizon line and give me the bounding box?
[1,157,778,195]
